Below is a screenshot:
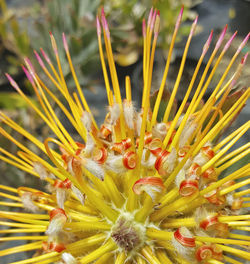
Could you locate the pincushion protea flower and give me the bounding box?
[0,6,249,264]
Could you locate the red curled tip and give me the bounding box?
[93,147,107,164]
[195,245,213,262]
[199,214,219,230]
[179,179,199,197]
[132,177,165,197]
[154,149,170,173]
[174,228,196,247]
[202,146,215,160]
[42,242,65,253]
[49,208,67,221]
[157,10,160,16]
[123,151,137,169]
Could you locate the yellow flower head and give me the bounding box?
[0,6,250,264]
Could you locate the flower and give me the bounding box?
[0,6,249,264]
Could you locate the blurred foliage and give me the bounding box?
[0,92,33,109]
[0,0,31,75]
[101,0,198,66]
[0,0,197,84]
[33,0,101,85]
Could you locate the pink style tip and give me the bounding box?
[175,5,184,30]
[22,65,34,85]
[96,16,101,36]
[24,58,35,75]
[34,50,45,69]
[147,7,153,27]
[190,16,198,35]
[202,30,213,54]
[142,19,146,38]
[101,6,105,17]
[5,73,19,91]
[154,11,161,37]
[223,31,237,52]
[194,15,199,25]
[215,25,228,50]
[101,7,110,37]
[62,33,69,52]
[150,9,157,30]
[207,30,214,45]
[237,32,250,53]
[40,48,51,64]
[49,32,58,54]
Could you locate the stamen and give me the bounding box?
[62,33,98,131]
[151,6,184,128]
[162,16,198,124]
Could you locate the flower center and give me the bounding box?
[111,212,146,254]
